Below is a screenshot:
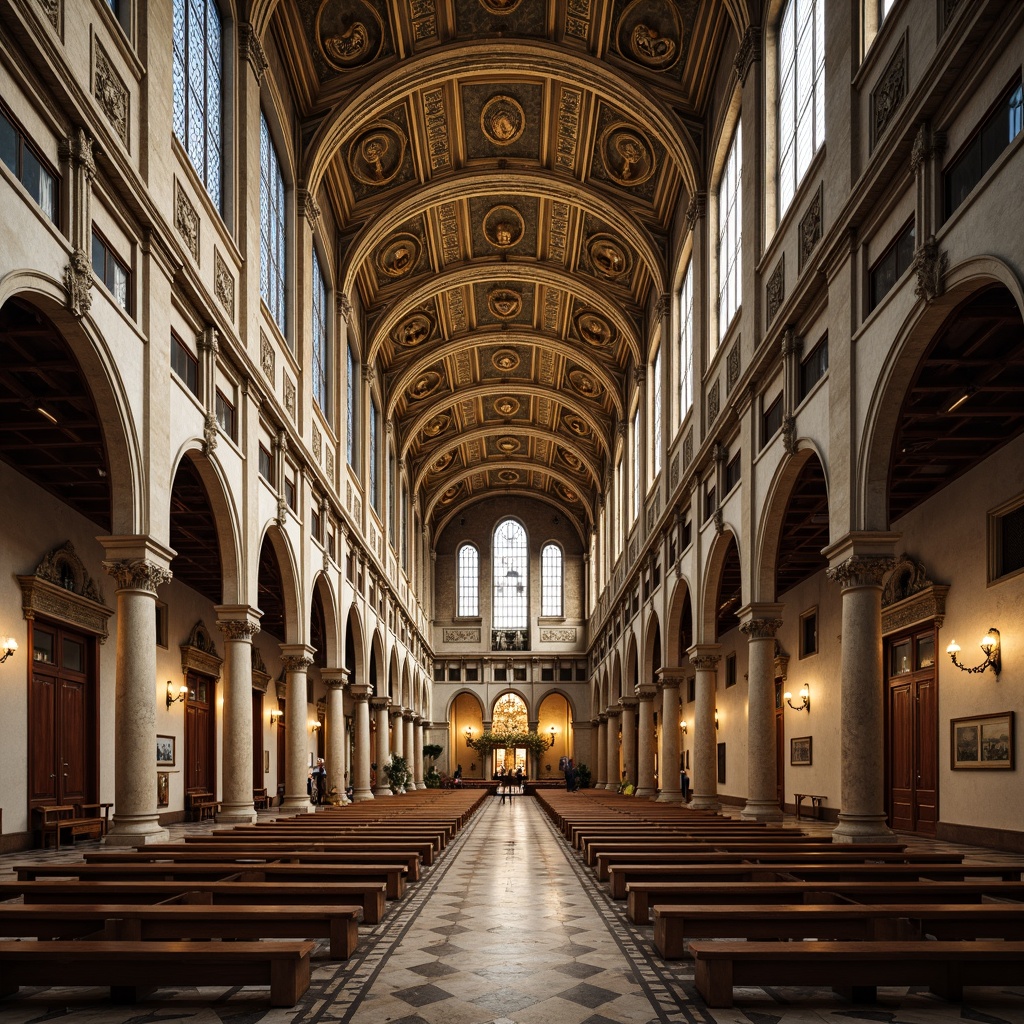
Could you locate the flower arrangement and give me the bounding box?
[467,730,551,759]
[382,754,412,793]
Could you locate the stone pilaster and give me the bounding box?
[371,697,392,796]
[605,707,621,788]
[619,696,638,787]
[594,714,608,790]
[323,669,349,804]
[404,712,415,787]
[279,644,316,813]
[656,668,686,802]
[635,683,658,798]
[687,646,722,810]
[413,715,425,789]
[350,683,374,801]
[390,707,405,761]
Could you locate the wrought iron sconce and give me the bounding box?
[166,680,187,708]
[946,628,1001,676]
[784,683,811,712]
[714,709,720,731]
[270,708,284,725]
[310,720,322,732]
[0,636,17,664]
[680,719,687,735]
[547,726,557,748]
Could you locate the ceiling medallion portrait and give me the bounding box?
[569,369,603,399]
[575,311,615,348]
[483,205,525,248]
[479,0,523,13]
[395,311,433,347]
[494,397,520,418]
[616,0,683,71]
[564,413,590,437]
[599,124,656,186]
[496,436,521,454]
[498,470,521,484]
[558,448,584,472]
[376,234,420,278]
[316,0,384,70]
[488,287,523,319]
[347,121,406,185]
[408,370,442,400]
[480,95,526,146]
[439,482,463,504]
[492,348,520,373]
[558,483,580,503]
[433,451,455,472]
[587,235,631,280]
[423,413,451,437]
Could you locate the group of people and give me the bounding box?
[307,757,327,805]
[560,755,578,792]
[496,764,524,803]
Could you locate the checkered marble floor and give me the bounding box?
[1,796,1022,1024]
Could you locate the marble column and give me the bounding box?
[371,697,392,796]
[635,683,658,798]
[605,707,621,788]
[619,695,638,786]
[687,645,721,811]
[656,668,685,802]
[100,538,174,845]
[739,607,785,821]
[279,644,316,813]
[404,712,415,785]
[595,714,608,789]
[825,536,899,844]
[413,716,425,789]
[215,607,262,824]
[323,669,349,804]
[350,683,374,801]
[390,707,404,761]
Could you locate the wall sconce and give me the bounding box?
[0,636,17,664]
[547,726,557,748]
[680,719,687,735]
[784,683,811,712]
[310,720,322,732]
[464,725,474,747]
[714,709,720,731]
[946,628,1001,676]
[270,708,283,724]
[166,681,187,708]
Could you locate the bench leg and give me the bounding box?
[270,957,310,1007]
[694,958,734,1008]
[330,917,358,960]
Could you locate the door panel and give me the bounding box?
[915,676,938,834]
[252,691,264,791]
[29,674,58,803]
[60,678,88,804]
[889,681,914,831]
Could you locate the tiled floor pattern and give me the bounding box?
[0,797,1022,1024]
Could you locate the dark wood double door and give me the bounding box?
[183,671,216,793]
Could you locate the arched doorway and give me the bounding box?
[491,692,529,776]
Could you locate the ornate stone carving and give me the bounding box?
[103,558,173,593]
[60,127,96,180]
[555,88,582,171]
[713,507,724,535]
[910,122,945,174]
[284,375,296,419]
[19,564,113,642]
[214,248,234,319]
[691,653,720,671]
[443,628,480,643]
[94,43,129,147]
[727,344,741,393]
[217,619,260,641]
[481,94,525,146]
[338,293,354,324]
[913,236,948,303]
[281,654,315,673]
[423,88,451,171]
[312,424,322,462]
[766,256,785,326]
[686,192,706,233]
[826,555,896,589]
[38,0,59,29]
[64,246,93,318]
[298,187,321,225]
[239,23,268,81]
[174,180,200,262]
[781,326,802,358]
[30,541,103,602]
[872,38,907,146]
[798,183,823,271]
[707,379,720,423]
[670,453,680,489]
[202,411,218,456]
[682,427,693,469]
[733,25,760,85]
[260,330,275,381]
[740,618,783,640]
[540,627,577,645]
[882,553,934,605]
[781,413,798,454]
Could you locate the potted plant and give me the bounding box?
[382,754,411,794]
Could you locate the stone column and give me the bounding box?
[371,697,392,796]
[404,712,415,785]
[390,707,404,760]
[687,645,721,810]
[595,714,608,789]
[100,538,174,845]
[635,683,658,798]
[413,715,425,789]
[605,707,621,788]
[323,669,349,804]
[350,682,374,801]
[656,668,685,802]
[279,644,316,813]
[619,695,638,786]
[215,607,262,824]
[739,606,785,821]
[825,535,899,844]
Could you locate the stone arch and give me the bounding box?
[344,605,365,688]
[611,650,623,704]
[311,571,340,666]
[369,629,385,696]
[665,575,695,665]
[625,631,639,693]
[255,523,302,644]
[642,612,662,686]
[700,530,743,641]
[387,646,400,703]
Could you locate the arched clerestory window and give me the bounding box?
[541,543,563,616]
[457,543,479,617]
[493,519,528,630]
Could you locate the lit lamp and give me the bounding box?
[714,708,720,731]
[0,636,17,664]
[680,719,687,735]
[270,708,283,724]
[548,725,557,748]
[310,720,322,732]
[166,680,188,708]
[946,628,1001,676]
[784,683,811,712]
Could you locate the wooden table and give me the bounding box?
[793,793,826,820]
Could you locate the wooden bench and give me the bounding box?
[0,902,360,960]
[793,793,826,820]
[187,788,220,821]
[0,939,314,1006]
[654,902,1024,959]
[689,939,1024,1007]
[582,834,841,866]
[184,834,437,866]
[253,788,270,810]
[32,804,109,850]
[626,879,1024,924]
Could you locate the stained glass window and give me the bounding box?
[311,246,327,412]
[541,543,563,616]
[493,519,528,630]
[260,111,286,334]
[718,120,742,341]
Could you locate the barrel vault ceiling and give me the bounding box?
[272,0,737,541]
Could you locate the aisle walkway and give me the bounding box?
[1,796,1023,1024]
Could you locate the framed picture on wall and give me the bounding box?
[951,711,1014,769]
[157,770,169,807]
[790,736,812,766]
[156,735,175,766]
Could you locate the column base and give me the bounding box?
[352,788,374,801]
[634,786,656,798]
[740,800,784,822]
[831,813,899,844]
[103,820,170,847]
[688,795,721,811]
[656,789,683,803]
[280,797,315,814]
[372,785,393,797]
[216,805,258,825]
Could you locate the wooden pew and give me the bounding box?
[654,902,1024,959]
[626,879,1024,924]
[0,879,387,924]
[583,835,873,867]
[0,939,314,1007]
[0,902,361,960]
[182,834,437,866]
[689,939,1024,1007]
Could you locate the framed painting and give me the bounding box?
[790,736,812,766]
[951,712,1014,769]
[157,770,169,807]
[156,734,175,766]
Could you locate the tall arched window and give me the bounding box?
[778,0,825,215]
[346,345,357,467]
[172,0,223,210]
[260,111,287,334]
[311,246,327,413]
[651,345,662,478]
[369,397,380,511]
[718,120,742,341]
[493,519,528,630]
[457,544,479,617]
[631,405,641,521]
[678,260,694,425]
[541,543,563,616]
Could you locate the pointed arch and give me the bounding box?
[665,576,695,665]
[643,613,662,687]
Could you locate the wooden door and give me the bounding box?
[774,680,785,809]
[276,699,286,796]
[252,690,264,792]
[184,671,215,793]
[886,627,938,835]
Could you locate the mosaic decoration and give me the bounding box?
[316,0,384,69]
[347,120,407,186]
[615,0,683,70]
[599,123,655,186]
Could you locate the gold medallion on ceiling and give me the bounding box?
[377,234,420,278]
[492,348,520,373]
[479,0,523,13]
[494,397,520,418]
[569,369,603,399]
[483,205,525,248]
[558,448,584,473]
[347,121,406,185]
[394,311,433,347]
[439,482,462,504]
[563,413,590,437]
[409,370,442,401]
[575,311,615,348]
[616,0,683,71]
[488,287,522,320]
[498,469,520,484]
[600,124,656,186]
[496,436,521,454]
[316,0,384,70]
[587,235,631,280]
[558,483,580,503]
[481,95,525,147]
[433,450,455,472]
[423,413,451,436]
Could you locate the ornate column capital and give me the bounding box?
[823,532,900,589]
[685,191,706,232]
[60,126,96,180]
[239,23,268,82]
[635,682,657,702]
[349,682,372,701]
[217,619,261,641]
[102,558,172,593]
[279,642,316,673]
[740,618,783,640]
[298,186,322,226]
[322,667,350,691]
[656,667,688,687]
[619,695,639,711]
[605,706,621,720]
[369,696,391,711]
[733,25,761,85]
[687,644,722,671]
